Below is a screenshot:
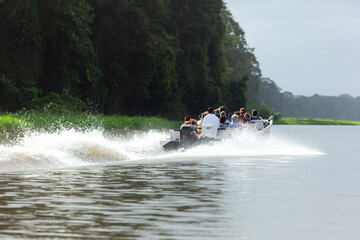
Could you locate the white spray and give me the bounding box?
[0,128,323,172]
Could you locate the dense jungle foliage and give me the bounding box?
[0,0,262,119]
[258,78,360,121]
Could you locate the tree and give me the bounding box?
[37,0,101,100]
[0,0,42,109]
[221,7,261,110]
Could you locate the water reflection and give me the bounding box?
[0,161,226,239]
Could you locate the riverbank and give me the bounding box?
[1,113,360,136]
[275,117,360,125]
[0,112,182,134]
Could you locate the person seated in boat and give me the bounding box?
[191,119,201,135]
[251,109,262,120]
[219,115,227,128]
[243,112,252,124]
[197,111,208,126]
[181,115,192,128]
[233,111,243,124]
[220,110,226,118]
[239,108,246,118]
[215,106,226,118]
[227,114,242,128]
[200,107,220,138]
[220,111,231,125]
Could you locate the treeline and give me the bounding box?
[0,0,261,119]
[258,78,360,121]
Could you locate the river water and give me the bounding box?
[0,125,359,239]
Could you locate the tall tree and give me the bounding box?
[37,0,101,100]
[169,0,225,115]
[221,7,261,110]
[0,0,42,110]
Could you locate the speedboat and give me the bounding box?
[160,115,274,150]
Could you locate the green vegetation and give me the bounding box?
[276,117,360,125]
[0,112,182,134]
[0,0,260,119]
[2,112,359,137]
[0,115,33,132]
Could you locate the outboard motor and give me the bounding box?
[179,125,197,147]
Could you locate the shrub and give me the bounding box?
[24,90,86,113]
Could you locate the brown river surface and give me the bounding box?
[0,125,359,239]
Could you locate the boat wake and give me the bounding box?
[0,128,323,172]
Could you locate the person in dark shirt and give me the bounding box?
[251,109,262,120]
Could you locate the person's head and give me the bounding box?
[184,115,191,122]
[220,111,226,117]
[231,114,238,122]
[245,112,251,120]
[219,116,226,124]
[252,109,258,117]
[207,107,214,114]
[191,119,197,126]
[240,108,245,115]
[219,106,225,112]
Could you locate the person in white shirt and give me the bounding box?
[201,107,220,138]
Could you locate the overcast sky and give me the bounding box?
[224,0,360,97]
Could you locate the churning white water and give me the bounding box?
[0,127,323,172]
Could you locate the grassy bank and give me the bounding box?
[0,112,182,134]
[2,112,360,136]
[276,117,360,125]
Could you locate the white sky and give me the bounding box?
[224,0,360,97]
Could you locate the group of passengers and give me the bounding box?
[181,106,262,135]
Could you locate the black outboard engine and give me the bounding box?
[180,125,197,147]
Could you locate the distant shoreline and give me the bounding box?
[275,117,360,125]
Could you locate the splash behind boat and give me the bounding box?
[160,116,274,151]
